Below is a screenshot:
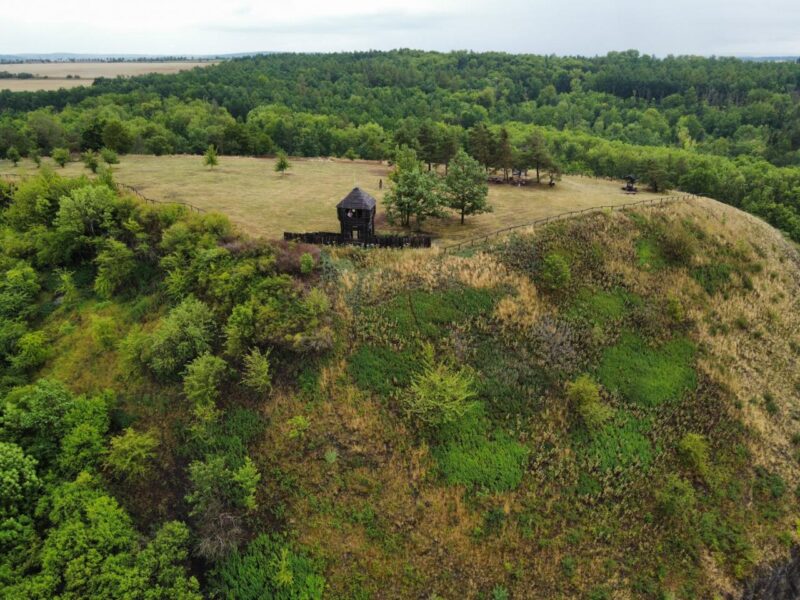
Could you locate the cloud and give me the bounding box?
[207,10,457,36]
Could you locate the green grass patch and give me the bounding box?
[433,404,529,492]
[576,412,655,472]
[567,288,637,326]
[691,264,733,295]
[597,333,696,407]
[348,344,422,397]
[635,238,666,269]
[381,287,498,339]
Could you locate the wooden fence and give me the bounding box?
[284,231,432,249]
[115,183,205,213]
[442,193,696,254]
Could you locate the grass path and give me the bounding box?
[0,154,668,246]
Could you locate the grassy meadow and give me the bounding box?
[0,154,664,245]
[0,61,217,91]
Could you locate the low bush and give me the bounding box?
[539,252,571,290]
[566,374,613,434]
[210,534,325,600]
[656,474,696,521]
[105,428,159,481]
[405,346,476,427]
[678,433,711,479]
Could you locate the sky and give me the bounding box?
[1,0,799,57]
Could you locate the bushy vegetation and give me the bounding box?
[0,172,330,595]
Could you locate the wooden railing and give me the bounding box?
[115,183,205,213]
[442,193,696,254]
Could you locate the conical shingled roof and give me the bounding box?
[337,187,377,210]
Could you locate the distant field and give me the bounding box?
[0,61,217,92]
[0,154,665,246]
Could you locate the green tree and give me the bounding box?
[184,353,228,406]
[0,441,40,515]
[467,123,494,170]
[384,146,443,228]
[138,297,216,380]
[52,147,70,168]
[93,239,136,298]
[275,150,290,176]
[30,149,41,168]
[444,149,491,224]
[518,131,554,183]
[6,146,21,166]
[105,428,159,482]
[101,120,132,153]
[203,144,218,168]
[81,150,100,173]
[494,128,514,180]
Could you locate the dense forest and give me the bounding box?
[1,50,799,242]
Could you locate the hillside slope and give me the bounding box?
[285,195,800,598]
[1,172,799,599]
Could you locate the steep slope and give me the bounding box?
[274,196,800,598]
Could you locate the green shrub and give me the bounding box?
[378,287,497,339]
[184,353,228,408]
[597,333,696,407]
[143,297,216,379]
[287,415,310,440]
[636,238,666,269]
[210,534,325,600]
[678,433,710,479]
[90,315,117,350]
[566,375,613,433]
[100,148,119,164]
[94,240,136,299]
[81,150,100,173]
[186,454,261,517]
[568,288,631,325]
[105,428,158,481]
[405,346,476,427]
[0,441,40,514]
[436,433,529,492]
[659,225,696,266]
[656,474,696,521]
[539,252,571,290]
[242,347,272,394]
[10,330,49,371]
[52,147,70,168]
[299,252,314,274]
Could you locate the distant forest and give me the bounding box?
[1,50,799,239]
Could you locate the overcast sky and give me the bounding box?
[2,0,799,57]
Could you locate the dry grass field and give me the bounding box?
[0,61,217,92]
[0,154,667,246]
